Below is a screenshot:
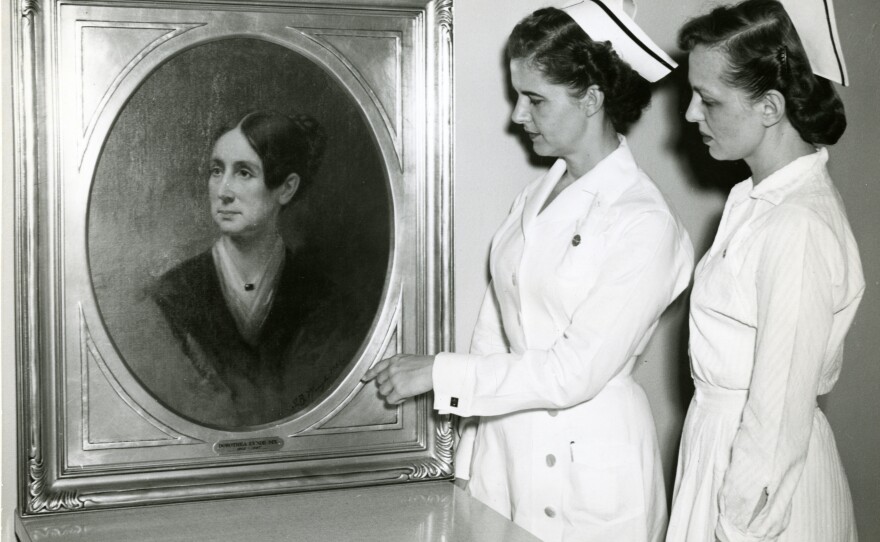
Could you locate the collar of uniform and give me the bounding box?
[748,147,828,205]
[578,135,640,203]
[532,135,639,220]
[725,178,754,209]
[521,159,570,229]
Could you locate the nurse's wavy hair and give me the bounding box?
[213,110,327,192]
[678,0,846,145]
[506,7,651,134]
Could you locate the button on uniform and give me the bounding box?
[544,507,556,518]
[547,409,558,417]
[545,454,556,467]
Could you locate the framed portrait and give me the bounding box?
[12,0,453,514]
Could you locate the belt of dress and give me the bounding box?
[693,380,748,413]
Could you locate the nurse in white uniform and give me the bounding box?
[364,1,693,541]
[667,1,864,541]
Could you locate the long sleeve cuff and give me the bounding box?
[433,352,473,416]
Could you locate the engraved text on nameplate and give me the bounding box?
[213,437,284,455]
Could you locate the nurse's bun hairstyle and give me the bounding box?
[216,110,327,191]
[678,0,846,145]
[506,7,651,134]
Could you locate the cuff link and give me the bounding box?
[450,397,459,408]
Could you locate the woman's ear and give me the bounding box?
[759,90,786,127]
[277,173,300,205]
[579,85,605,117]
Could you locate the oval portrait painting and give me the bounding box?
[88,38,391,430]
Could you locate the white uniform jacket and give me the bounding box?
[434,138,694,542]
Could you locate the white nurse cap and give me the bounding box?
[559,0,677,83]
[778,0,849,85]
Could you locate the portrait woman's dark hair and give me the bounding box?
[215,110,328,191]
[678,0,846,145]
[506,7,651,133]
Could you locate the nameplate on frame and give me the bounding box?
[214,437,284,455]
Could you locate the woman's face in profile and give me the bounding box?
[208,127,286,241]
[508,58,592,160]
[684,45,765,162]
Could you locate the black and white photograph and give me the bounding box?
[2,0,878,541]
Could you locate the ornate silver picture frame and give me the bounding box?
[12,0,453,514]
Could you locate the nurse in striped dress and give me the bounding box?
[667,1,864,541]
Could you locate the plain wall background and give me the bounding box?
[2,0,878,540]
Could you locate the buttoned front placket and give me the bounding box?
[536,408,567,541]
[510,186,558,539]
[517,214,569,542]
[508,233,526,342]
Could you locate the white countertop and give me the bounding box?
[16,481,540,541]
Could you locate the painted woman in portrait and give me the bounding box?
[148,110,366,428]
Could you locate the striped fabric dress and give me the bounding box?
[667,149,864,542]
